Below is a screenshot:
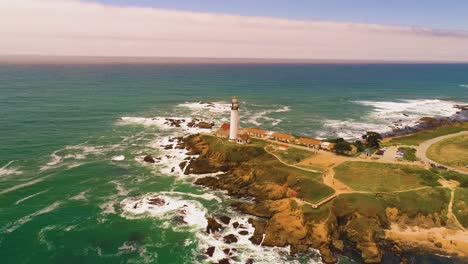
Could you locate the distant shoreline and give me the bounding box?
[2,55,468,65]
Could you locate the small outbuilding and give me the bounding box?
[216,123,230,138]
[278,144,289,151]
[320,142,335,151]
[236,133,251,145]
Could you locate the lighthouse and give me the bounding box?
[229,96,239,141]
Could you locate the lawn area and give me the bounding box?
[453,188,468,228]
[402,147,417,161]
[386,122,468,146]
[334,188,450,220]
[268,145,315,165]
[201,135,334,203]
[334,162,441,192]
[427,134,468,171]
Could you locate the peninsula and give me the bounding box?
[175,97,468,263]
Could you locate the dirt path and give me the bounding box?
[263,147,322,173]
[438,178,466,231]
[416,131,468,175]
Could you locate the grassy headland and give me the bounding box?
[189,135,334,203]
[427,134,468,171]
[334,161,440,192]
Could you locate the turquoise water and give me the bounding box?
[0,64,467,263]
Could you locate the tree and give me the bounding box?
[362,131,383,149]
[334,141,352,155]
[353,140,365,152]
[326,138,345,143]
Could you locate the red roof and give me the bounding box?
[221,123,230,131]
[279,144,289,148]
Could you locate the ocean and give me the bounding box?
[0,63,467,264]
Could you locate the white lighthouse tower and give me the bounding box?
[229,96,239,141]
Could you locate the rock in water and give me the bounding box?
[223,234,238,244]
[218,259,230,264]
[197,121,214,129]
[238,230,249,236]
[206,246,215,257]
[148,197,165,206]
[206,217,222,234]
[143,155,155,163]
[217,215,231,225]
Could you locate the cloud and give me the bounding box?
[1,0,468,61]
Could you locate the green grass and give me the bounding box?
[271,146,315,165]
[387,122,468,146]
[431,169,468,188]
[334,188,450,220]
[297,164,326,172]
[427,134,468,169]
[334,162,440,192]
[201,135,334,203]
[302,203,331,223]
[402,147,417,161]
[453,188,468,228]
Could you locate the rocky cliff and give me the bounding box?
[180,134,465,263]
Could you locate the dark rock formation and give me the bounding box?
[197,121,214,129]
[218,259,230,264]
[239,230,249,236]
[223,234,238,244]
[143,155,155,163]
[217,215,231,225]
[148,197,165,206]
[206,217,222,234]
[206,246,215,257]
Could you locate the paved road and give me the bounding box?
[415,131,468,175]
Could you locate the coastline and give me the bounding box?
[173,129,467,263]
[382,104,468,139]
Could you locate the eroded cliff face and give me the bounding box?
[180,134,464,263]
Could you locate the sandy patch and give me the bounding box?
[385,224,468,257]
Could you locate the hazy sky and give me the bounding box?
[88,0,468,31]
[1,0,468,62]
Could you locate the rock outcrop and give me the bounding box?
[143,155,155,163]
[181,134,461,263]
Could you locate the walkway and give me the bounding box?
[438,178,466,231]
[415,131,468,175]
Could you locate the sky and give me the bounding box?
[1,0,468,62]
[87,0,468,31]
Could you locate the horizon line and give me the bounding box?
[1,55,468,65]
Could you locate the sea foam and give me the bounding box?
[0,161,23,177]
[319,99,463,139]
[120,194,322,264]
[2,201,61,234]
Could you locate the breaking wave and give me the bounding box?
[2,201,61,234]
[177,101,291,127]
[15,189,50,205]
[40,144,106,171]
[319,99,463,139]
[0,161,23,177]
[120,193,322,264]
